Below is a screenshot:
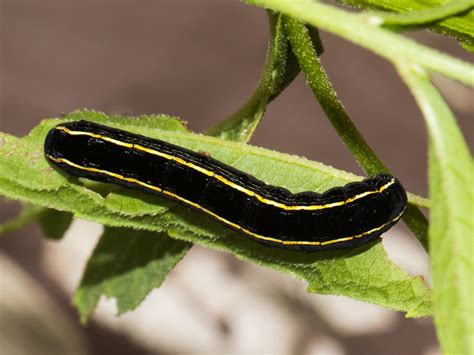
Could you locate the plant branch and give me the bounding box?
[246,0,474,87]
[284,16,429,249]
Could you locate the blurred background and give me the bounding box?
[0,1,472,354]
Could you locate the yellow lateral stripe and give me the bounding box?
[47,155,160,191]
[55,126,395,211]
[47,155,403,247]
[240,211,404,246]
[320,236,354,246]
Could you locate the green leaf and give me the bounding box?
[246,0,474,87]
[73,227,190,323]
[38,209,73,240]
[0,111,432,317]
[397,62,474,355]
[337,0,474,50]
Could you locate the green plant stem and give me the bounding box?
[0,204,46,235]
[247,0,474,87]
[285,17,384,176]
[284,16,429,249]
[368,0,474,26]
[407,192,430,209]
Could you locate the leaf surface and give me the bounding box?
[0,111,432,318]
[74,227,190,323]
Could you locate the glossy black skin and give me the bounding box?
[44,120,408,251]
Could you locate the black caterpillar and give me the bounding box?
[44,120,407,251]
